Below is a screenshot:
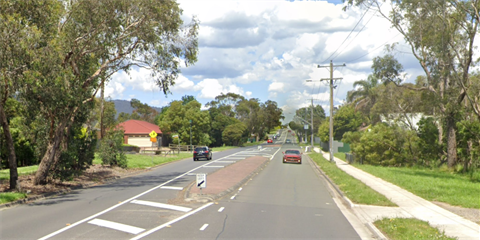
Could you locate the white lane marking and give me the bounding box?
[130,200,192,212]
[271,148,282,161]
[88,219,144,235]
[39,153,232,240]
[218,207,225,212]
[238,187,242,191]
[40,147,278,240]
[160,186,183,190]
[217,160,236,163]
[202,165,224,168]
[225,157,245,160]
[230,195,236,200]
[130,203,213,240]
[199,224,209,231]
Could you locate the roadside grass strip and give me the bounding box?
[0,165,38,180]
[0,192,27,204]
[353,164,480,209]
[130,200,192,212]
[88,218,145,235]
[374,218,457,240]
[309,152,396,206]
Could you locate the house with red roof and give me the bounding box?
[117,120,162,147]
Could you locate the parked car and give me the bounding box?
[285,139,291,144]
[282,149,302,164]
[193,146,212,161]
[267,139,273,143]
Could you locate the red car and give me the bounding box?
[283,149,302,164]
[267,139,273,143]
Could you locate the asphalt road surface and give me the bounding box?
[0,129,361,239]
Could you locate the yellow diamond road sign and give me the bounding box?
[149,131,157,138]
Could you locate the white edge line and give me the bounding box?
[38,154,231,240]
[202,166,224,168]
[130,202,214,240]
[218,207,225,212]
[130,200,192,212]
[88,218,145,235]
[199,224,209,231]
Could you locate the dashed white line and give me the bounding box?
[130,200,192,212]
[199,224,209,231]
[88,219,145,235]
[218,207,225,212]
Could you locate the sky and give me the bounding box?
[103,0,424,123]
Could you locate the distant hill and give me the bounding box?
[110,99,163,118]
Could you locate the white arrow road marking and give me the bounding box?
[130,200,192,212]
[88,219,144,235]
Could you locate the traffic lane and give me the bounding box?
[0,147,253,240]
[143,145,360,239]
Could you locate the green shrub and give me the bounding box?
[98,129,127,168]
[52,127,96,180]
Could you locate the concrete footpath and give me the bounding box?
[315,149,480,240]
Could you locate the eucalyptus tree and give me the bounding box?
[345,0,480,168]
[15,0,199,185]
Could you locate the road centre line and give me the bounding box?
[130,203,214,240]
[160,186,183,190]
[199,224,209,231]
[130,200,192,212]
[88,219,145,235]
[39,153,233,240]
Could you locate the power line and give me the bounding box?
[331,9,377,61]
[320,6,372,64]
[346,32,401,63]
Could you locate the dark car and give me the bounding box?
[282,149,302,164]
[193,147,212,161]
[285,139,291,144]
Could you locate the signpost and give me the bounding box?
[196,173,206,194]
[149,131,158,164]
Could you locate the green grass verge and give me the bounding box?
[334,152,346,161]
[211,146,238,152]
[242,141,264,147]
[0,166,38,181]
[0,192,27,204]
[309,152,396,206]
[354,164,480,209]
[374,218,457,240]
[94,153,192,169]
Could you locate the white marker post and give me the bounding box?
[196,173,206,195]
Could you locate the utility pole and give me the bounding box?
[189,120,192,152]
[317,60,346,163]
[311,98,314,150]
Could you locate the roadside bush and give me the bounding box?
[52,127,97,180]
[98,129,127,168]
[350,123,420,166]
[417,117,442,166]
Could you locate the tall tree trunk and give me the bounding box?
[446,114,457,168]
[34,120,66,185]
[100,79,105,139]
[0,102,18,190]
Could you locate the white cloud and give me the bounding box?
[194,78,246,100]
[268,82,285,93]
